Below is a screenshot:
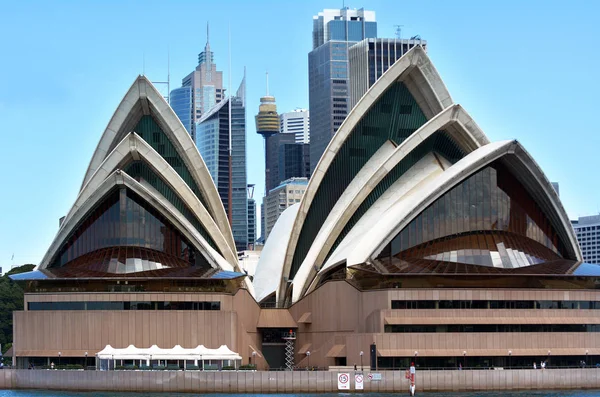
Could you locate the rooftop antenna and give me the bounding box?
[152,47,171,103]
[227,21,233,226]
[143,52,145,75]
[394,25,404,39]
[266,72,269,96]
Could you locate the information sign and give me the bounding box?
[355,373,364,390]
[337,373,350,390]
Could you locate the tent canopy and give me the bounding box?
[96,344,241,361]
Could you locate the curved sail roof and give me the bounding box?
[37,76,241,278]
[81,76,235,252]
[278,46,454,299]
[254,46,581,305]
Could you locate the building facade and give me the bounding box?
[349,37,427,108]
[572,215,600,264]
[247,184,257,249]
[170,24,224,139]
[278,142,310,184]
[196,78,248,252]
[308,8,377,172]
[12,47,600,373]
[280,109,310,144]
[263,178,308,241]
[169,86,193,134]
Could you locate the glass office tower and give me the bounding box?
[170,86,193,134]
[308,8,377,172]
[170,24,224,141]
[196,80,248,252]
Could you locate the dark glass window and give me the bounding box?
[123,161,220,254]
[380,162,569,268]
[290,81,428,280]
[326,131,467,265]
[392,300,599,310]
[385,324,600,333]
[50,188,203,268]
[133,115,209,210]
[28,301,220,311]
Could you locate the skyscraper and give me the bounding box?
[280,109,310,144]
[247,184,256,249]
[196,77,247,252]
[349,37,427,108]
[169,86,193,133]
[308,8,377,172]
[170,24,225,140]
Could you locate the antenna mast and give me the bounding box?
[266,72,270,96]
[152,48,172,103]
[227,22,233,226]
[394,24,404,39]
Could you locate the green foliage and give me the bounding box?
[0,265,34,348]
[239,364,256,370]
[222,365,235,370]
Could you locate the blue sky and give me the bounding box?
[1,0,599,270]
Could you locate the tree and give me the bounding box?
[0,264,35,350]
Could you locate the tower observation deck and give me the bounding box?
[255,73,279,137]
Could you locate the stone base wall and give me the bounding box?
[0,369,600,393]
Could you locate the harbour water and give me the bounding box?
[1,392,600,397]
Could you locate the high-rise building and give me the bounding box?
[247,184,256,249]
[264,178,308,241]
[349,37,427,108]
[308,8,377,172]
[280,109,310,144]
[551,182,560,196]
[572,215,600,264]
[196,77,247,251]
[169,86,193,133]
[259,202,265,244]
[170,24,225,139]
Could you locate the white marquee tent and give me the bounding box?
[96,344,242,370]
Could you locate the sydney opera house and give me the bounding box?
[11,46,600,370]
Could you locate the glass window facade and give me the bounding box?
[326,20,377,42]
[384,324,600,333]
[327,131,467,264]
[196,97,248,251]
[379,161,569,268]
[294,81,428,279]
[391,300,600,310]
[169,86,193,134]
[50,188,204,268]
[28,301,221,311]
[123,160,220,254]
[133,115,209,212]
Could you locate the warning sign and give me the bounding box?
[338,373,350,390]
[355,374,364,390]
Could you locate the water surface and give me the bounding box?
[1,392,600,397]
